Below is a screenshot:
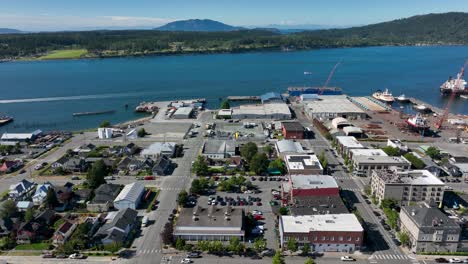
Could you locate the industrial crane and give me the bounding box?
[435,60,467,130]
[319,61,341,95]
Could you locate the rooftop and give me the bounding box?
[141,142,176,156]
[276,140,305,154]
[260,92,283,103]
[283,175,338,193]
[373,169,445,186]
[281,122,304,132]
[336,136,364,149]
[202,140,236,154]
[350,148,388,157]
[232,102,291,117]
[304,95,365,114]
[281,214,363,233]
[114,182,145,204]
[343,126,363,134]
[401,204,460,230]
[353,155,410,165]
[174,107,193,116]
[285,155,323,171]
[175,205,244,233]
[289,196,348,215]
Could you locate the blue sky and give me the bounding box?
[2,0,468,31]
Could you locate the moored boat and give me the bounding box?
[440,62,468,96]
[372,88,395,103]
[413,104,428,112]
[396,94,410,102]
[0,115,13,126]
[406,113,430,130]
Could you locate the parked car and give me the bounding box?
[69,253,86,259]
[187,252,201,258]
[340,256,356,261]
[435,258,449,263]
[181,258,192,263]
[42,253,55,258]
[449,259,462,263]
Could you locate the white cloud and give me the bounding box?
[0,14,176,31]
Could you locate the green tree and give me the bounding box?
[302,243,311,256]
[177,190,189,206]
[279,207,288,215]
[382,146,400,156]
[380,198,398,209]
[268,158,286,175]
[0,236,15,250]
[398,231,410,247]
[250,153,269,175]
[287,238,298,252]
[228,237,244,254]
[24,207,35,222]
[137,128,147,137]
[100,120,111,128]
[192,155,209,176]
[240,142,258,163]
[46,188,58,208]
[161,222,173,245]
[304,258,315,264]
[209,241,224,253]
[263,145,274,157]
[425,146,441,160]
[0,200,17,219]
[253,238,266,252]
[220,100,230,109]
[272,251,285,264]
[86,159,108,189]
[175,238,186,250]
[190,179,203,194]
[404,153,425,169]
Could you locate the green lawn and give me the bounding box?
[39,49,88,60]
[15,242,51,250]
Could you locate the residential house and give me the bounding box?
[16,201,33,212]
[0,160,23,173]
[94,208,138,245]
[16,209,55,244]
[51,156,87,172]
[201,140,237,160]
[53,220,77,246]
[113,182,145,210]
[73,143,96,154]
[117,157,153,175]
[141,142,176,159]
[9,179,35,200]
[152,155,173,176]
[87,184,121,212]
[0,218,14,237]
[399,204,461,253]
[32,182,54,206]
[73,188,92,205]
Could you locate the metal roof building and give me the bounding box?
[231,103,291,120]
[304,95,366,120]
[114,182,145,210]
[260,92,283,104]
[275,140,305,155]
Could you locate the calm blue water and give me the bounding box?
[0,46,467,132]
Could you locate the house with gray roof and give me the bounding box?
[201,140,237,160]
[400,204,461,253]
[87,184,121,212]
[94,208,138,245]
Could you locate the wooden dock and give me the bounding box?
[227,96,261,102]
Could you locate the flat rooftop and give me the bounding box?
[304,95,365,114]
[350,148,388,157]
[353,155,410,165]
[336,136,364,149]
[232,102,291,116]
[285,155,323,171]
[290,196,349,215]
[284,175,338,193]
[175,206,243,234]
[282,122,304,132]
[281,214,363,233]
[374,169,445,186]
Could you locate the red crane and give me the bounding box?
[435,60,467,130]
[319,61,341,95]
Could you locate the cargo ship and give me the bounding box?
[372,88,395,103]
[0,115,13,126]
[406,113,430,131]
[288,86,343,96]
[440,63,467,96]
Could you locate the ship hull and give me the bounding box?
[440,88,468,96]
[405,120,429,130]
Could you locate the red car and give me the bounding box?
[144,176,155,180]
[254,214,264,220]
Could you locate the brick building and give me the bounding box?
[282,175,339,203]
[281,122,305,139]
[279,214,364,253]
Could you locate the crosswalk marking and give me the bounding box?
[138,249,161,255]
[370,254,409,260]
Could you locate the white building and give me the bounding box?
[173,107,193,119]
[231,103,291,120]
[98,128,113,139]
[217,109,233,119]
[141,142,176,159]
[32,182,54,206]
[349,148,388,161]
[275,140,306,156]
[201,140,236,160]
[1,129,42,142]
[114,182,145,210]
[304,95,366,120]
[351,155,411,177]
[387,139,408,152]
[371,169,445,206]
[336,136,364,157]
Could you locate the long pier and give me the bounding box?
[227,96,261,102]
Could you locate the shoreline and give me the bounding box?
[3,43,467,63]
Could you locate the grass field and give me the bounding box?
[15,242,51,250]
[39,49,88,60]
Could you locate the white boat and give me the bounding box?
[396,94,410,102]
[406,113,430,130]
[372,88,395,103]
[413,104,428,112]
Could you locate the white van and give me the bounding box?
[142,215,149,227]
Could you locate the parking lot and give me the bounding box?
[193,176,286,250]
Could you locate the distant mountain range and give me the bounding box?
[155,19,244,32]
[0,28,22,34]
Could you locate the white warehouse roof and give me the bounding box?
[114,182,145,204]
[281,214,363,233]
[350,148,388,157]
[276,140,305,154]
[336,136,364,149]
